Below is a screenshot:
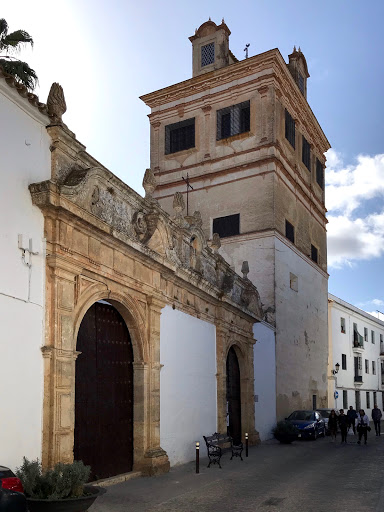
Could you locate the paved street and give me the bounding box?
[91,434,384,512]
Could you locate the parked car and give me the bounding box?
[316,408,339,435]
[0,465,27,511]
[285,410,326,440]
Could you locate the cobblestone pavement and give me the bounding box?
[91,433,384,512]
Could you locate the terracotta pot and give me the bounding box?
[26,485,105,512]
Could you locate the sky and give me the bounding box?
[2,0,384,316]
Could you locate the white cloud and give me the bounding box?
[372,299,384,306]
[326,149,384,268]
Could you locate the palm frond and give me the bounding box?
[0,19,8,39]
[0,58,38,90]
[1,30,33,52]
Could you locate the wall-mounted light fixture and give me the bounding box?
[331,363,340,375]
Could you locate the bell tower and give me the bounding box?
[141,20,330,428]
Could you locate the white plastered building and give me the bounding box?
[328,294,384,416]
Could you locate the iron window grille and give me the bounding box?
[201,43,215,67]
[342,354,347,370]
[311,244,318,263]
[367,392,371,409]
[285,220,295,244]
[355,390,361,410]
[316,158,324,189]
[302,136,311,171]
[212,213,240,239]
[165,118,195,155]
[285,109,295,148]
[298,72,305,94]
[365,359,369,374]
[216,101,250,140]
[343,390,348,409]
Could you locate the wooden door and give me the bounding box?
[74,302,133,480]
[226,347,242,444]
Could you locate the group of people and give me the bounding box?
[328,404,382,444]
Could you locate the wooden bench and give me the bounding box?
[203,432,243,468]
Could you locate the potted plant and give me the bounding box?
[16,458,105,512]
[272,421,299,444]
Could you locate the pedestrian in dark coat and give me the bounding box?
[356,409,370,445]
[338,409,348,443]
[372,404,382,436]
[347,406,357,434]
[328,409,338,442]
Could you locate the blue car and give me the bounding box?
[286,410,326,440]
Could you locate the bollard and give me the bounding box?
[245,432,249,457]
[196,441,200,473]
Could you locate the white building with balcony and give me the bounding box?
[328,294,384,416]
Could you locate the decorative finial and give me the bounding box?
[173,191,185,213]
[298,46,301,52]
[241,261,250,279]
[142,168,157,200]
[209,16,211,21]
[293,45,296,52]
[211,233,221,254]
[222,17,225,23]
[47,83,66,123]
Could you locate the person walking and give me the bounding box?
[338,409,348,443]
[328,409,338,442]
[347,405,357,434]
[356,409,370,445]
[372,404,382,436]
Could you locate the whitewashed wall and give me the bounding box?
[329,295,384,417]
[274,237,328,416]
[253,322,276,440]
[0,83,51,469]
[160,306,217,466]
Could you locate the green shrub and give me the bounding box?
[272,420,299,436]
[16,458,91,499]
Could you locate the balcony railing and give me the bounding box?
[353,330,364,348]
[354,375,363,383]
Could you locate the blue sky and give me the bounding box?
[3,1,384,315]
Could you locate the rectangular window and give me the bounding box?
[216,101,250,140]
[372,330,375,344]
[374,391,377,406]
[341,317,346,334]
[302,136,311,171]
[212,214,240,239]
[285,220,295,244]
[312,394,317,410]
[316,158,324,189]
[285,109,295,148]
[365,359,369,374]
[367,392,371,409]
[342,354,347,370]
[201,42,215,67]
[380,334,383,343]
[373,361,376,375]
[311,244,318,264]
[343,390,348,409]
[364,327,368,341]
[165,118,195,154]
[355,390,361,411]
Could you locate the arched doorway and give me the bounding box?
[74,301,134,480]
[226,347,241,444]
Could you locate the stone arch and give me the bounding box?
[73,287,147,363]
[72,287,150,473]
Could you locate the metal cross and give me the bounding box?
[182,173,194,216]
[244,43,250,59]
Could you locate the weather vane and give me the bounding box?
[244,43,250,59]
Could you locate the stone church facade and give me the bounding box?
[141,20,331,421]
[0,66,263,478]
